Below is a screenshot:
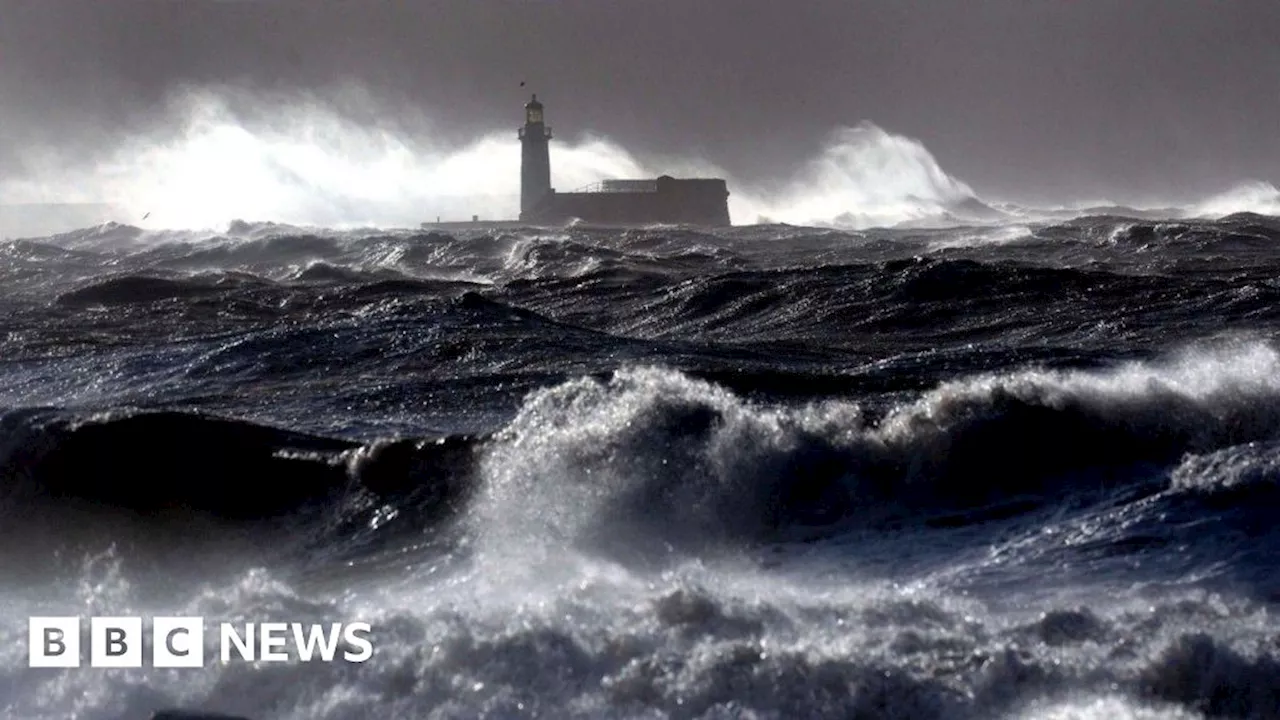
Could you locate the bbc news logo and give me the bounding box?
[29,617,373,668]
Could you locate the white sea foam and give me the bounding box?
[2,528,1277,719]
[463,341,1280,567]
[738,122,994,229]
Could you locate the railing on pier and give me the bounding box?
[570,179,660,194]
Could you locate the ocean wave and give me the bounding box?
[10,212,1280,316]
[0,406,492,569]
[1034,212,1280,252]
[469,342,1280,562]
[1170,441,1280,495]
[1192,181,1280,219]
[736,122,1009,229]
[0,408,353,519]
[7,340,1280,561]
[7,561,1274,720]
[4,355,1280,718]
[55,274,227,306]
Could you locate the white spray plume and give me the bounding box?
[3,88,656,229]
[1191,180,1280,218]
[735,122,983,228]
[1,87,989,231]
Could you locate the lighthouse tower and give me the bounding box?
[518,94,553,220]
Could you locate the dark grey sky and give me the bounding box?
[2,0,1278,205]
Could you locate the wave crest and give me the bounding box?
[470,341,1280,562]
[1192,181,1280,218]
[740,122,1006,228]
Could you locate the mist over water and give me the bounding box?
[1193,181,1280,219]
[0,88,1053,232]
[750,123,983,227]
[3,87,1278,236]
[4,88,613,228]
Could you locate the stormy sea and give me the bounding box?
[4,196,1280,719]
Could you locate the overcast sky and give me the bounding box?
[2,0,1278,206]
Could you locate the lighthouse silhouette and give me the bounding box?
[518,94,552,219]
[513,93,730,226]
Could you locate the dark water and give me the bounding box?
[3,213,1280,719]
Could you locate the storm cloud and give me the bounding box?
[2,0,1278,210]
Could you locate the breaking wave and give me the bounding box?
[740,122,1006,228]
[7,340,1280,552]
[469,341,1280,569]
[1191,181,1280,219]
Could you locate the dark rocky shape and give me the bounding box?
[1,408,487,532]
[56,275,221,306]
[3,410,355,520]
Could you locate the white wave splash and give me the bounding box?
[736,122,999,229]
[464,340,1280,575]
[2,88,999,232]
[1,88,670,231]
[1190,180,1280,218]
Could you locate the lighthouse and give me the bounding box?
[519,94,552,219]
[415,93,729,228]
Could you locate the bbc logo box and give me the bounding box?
[29,616,372,667]
[30,617,205,668]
